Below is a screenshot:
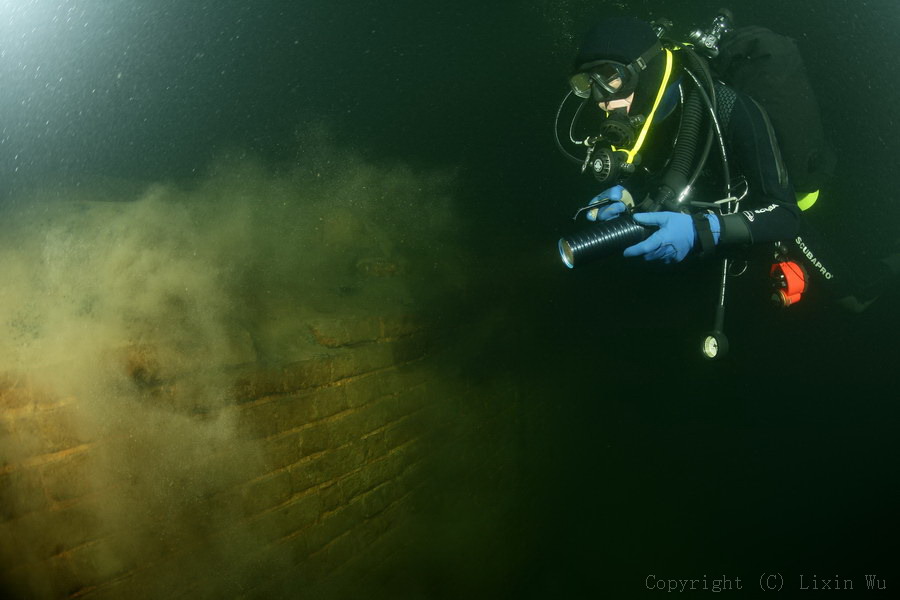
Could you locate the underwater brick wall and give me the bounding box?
[0,313,459,599]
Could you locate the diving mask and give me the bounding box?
[569,40,663,103]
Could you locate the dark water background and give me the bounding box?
[2,0,898,596]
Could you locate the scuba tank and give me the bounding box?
[714,22,836,308]
[713,26,836,196]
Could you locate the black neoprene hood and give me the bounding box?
[573,17,660,71]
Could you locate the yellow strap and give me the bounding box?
[623,49,674,164]
[797,190,819,211]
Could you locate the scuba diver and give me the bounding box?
[555,13,899,357]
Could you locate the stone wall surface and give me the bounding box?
[0,311,520,599]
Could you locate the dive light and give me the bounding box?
[559,212,652,269]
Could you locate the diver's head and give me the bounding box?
[569,17,665,115]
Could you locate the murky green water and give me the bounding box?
[1,1,897,597]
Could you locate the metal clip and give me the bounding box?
[571,198,613,221]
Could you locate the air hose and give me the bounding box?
[645,46,718,212]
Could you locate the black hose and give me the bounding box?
[683,67,731,193]
[665,88,705,183]
[649,47,722,211]
[554,91,589,165]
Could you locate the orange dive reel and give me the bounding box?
[770,259,807,307]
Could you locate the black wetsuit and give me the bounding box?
[626,75,873,306]
[622,78,799,246]
[708,83,888,305]
[713,82,800,246]
[713,81,893,307]
[713,25,897,308]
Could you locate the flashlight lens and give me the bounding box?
[559,238,575,268]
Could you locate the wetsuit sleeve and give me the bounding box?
[717,87,800,246]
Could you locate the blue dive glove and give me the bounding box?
[586,185,627,222]
[624,212,721,263]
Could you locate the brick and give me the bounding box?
[39,449,94,505]
[372,449,413,485]
[307,319,348,348]
[366,397,401,430]
[1,555,80,599]
[232,355,338,400]
[392,335,429,363]
[340,377,380,410]
[343,318,384,345]
[395,408,430,443]
[240,548,316,599]
[36,405,87,454]
[324,411,367,451]
[358,481,399,520]
[331,345,394,381]
[205,487,244,524]
[287,455,326,495]
[102,516,176,567]
[48,501,104,556]
[380,314,423,339]
[250,493,322,544]
[318,480,342,514]
[298,421,330,456]
[325,403,413,462]
[102,550,189,600]
[0,417,21,470]
[311,442,365,484]
[65,538,136,590]
[278,530,312,566]
[349,368,423,404]
[0,314,453,598]
[395,383,429,414]
[232,365,285,400]
[71,574,143,600]
[194,445,258,495]
[241,470,291,518]
[260,431,303,471]
[305,529,355,577]
[318,448,410,517]
[281,357,336,392]
[306,385,348,420]
[328,352,357,383]
[309,317,381,348]
[7,413,51,461]
[236,398,282,439]
[307,498,401,580]
[335,469,378,509]
[357,508,393,548]
[277,392,318,429]
[0,382,30,410]
[359,427,390,462]
[0,467,48,522]
[306,501,364,555]
[376,395,405,425]
[8,511,66,563]
[326,518,406,590]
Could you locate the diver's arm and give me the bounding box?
[718,90,800,246]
